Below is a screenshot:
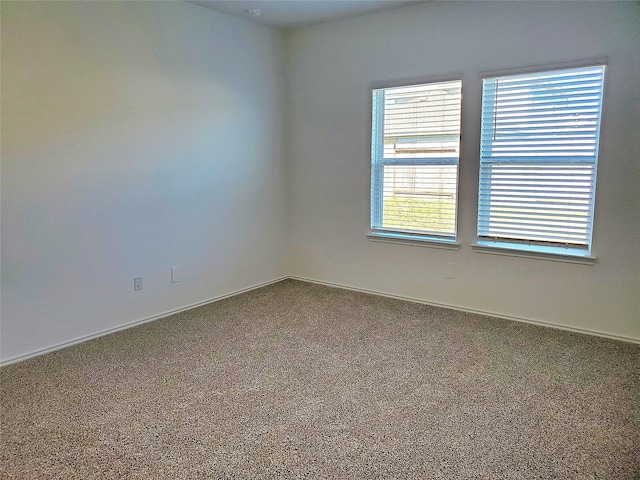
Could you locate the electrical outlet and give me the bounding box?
[171,266,181,283]
[134,276,143,291]
[445,263,455,279]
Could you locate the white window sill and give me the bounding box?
[471,241,596,265]
[367,232,460,250]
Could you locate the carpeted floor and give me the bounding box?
[1,279,639,479]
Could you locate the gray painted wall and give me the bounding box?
[1,1,287,362]
[2,1,638,363]
[284,1,640,340]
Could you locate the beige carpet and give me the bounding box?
[1,279,639,479]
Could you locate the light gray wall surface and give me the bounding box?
[2,1,638,364]
[284,1,640,340]
[1,1,287,362]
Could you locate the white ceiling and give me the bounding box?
[188,0,424,30]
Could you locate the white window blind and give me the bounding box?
[478,65,605,251]
[371,80,462,240]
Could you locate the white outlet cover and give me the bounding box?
[171,267,181,283]
[445,263,455,279]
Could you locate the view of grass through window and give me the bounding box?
[383,197,456,233]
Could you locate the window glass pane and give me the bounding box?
[479,163,594,245]
[381,164,457,236]
[382,81,461,160]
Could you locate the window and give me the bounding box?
[370,80,462,244]
[477,65,605,257]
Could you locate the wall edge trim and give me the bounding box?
[0,276,288,367]
[4,273,636,367]
[288,275,640,344]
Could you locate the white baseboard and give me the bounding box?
[3,274,636,367]
[288,275,640,345]
[0,277,288,367]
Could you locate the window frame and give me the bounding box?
[368,76,463,247]
[474,60,607,262]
